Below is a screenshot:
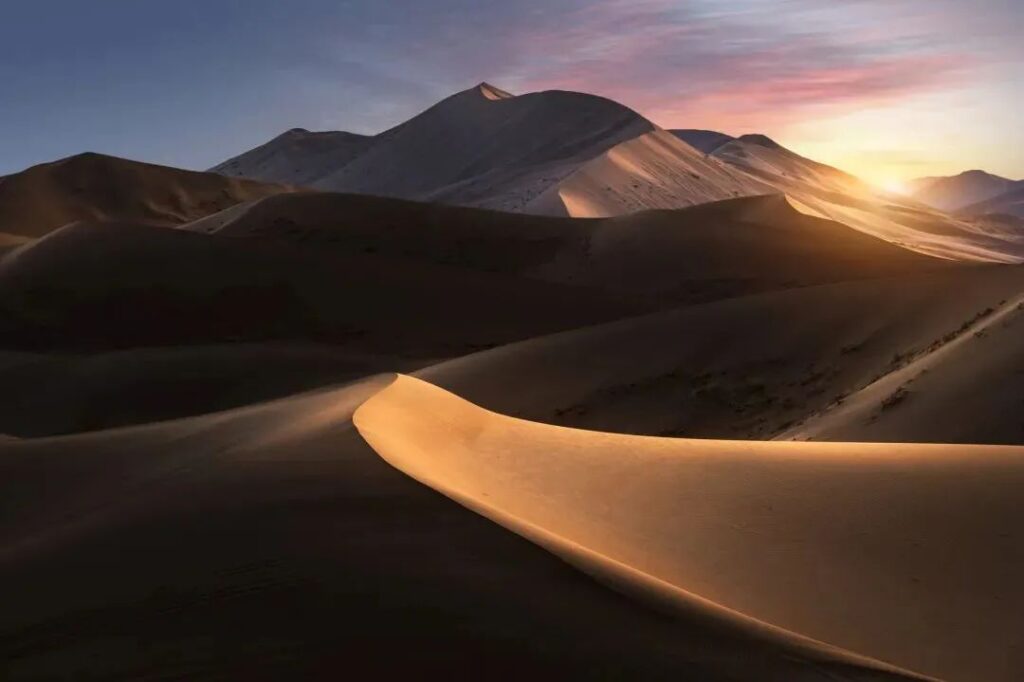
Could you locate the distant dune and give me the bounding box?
[208,83,1024,263]
[523,128,768,216]
[0,152,292,239]
[671,128,736,154]
[313,83,658,211]
[909,170,1019,212]
[960,182,1024,219]
[211,83,771,213]
[211,129,374,186]
[700,134,1024,262]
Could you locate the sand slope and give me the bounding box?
[420,265,1024,440]
[962,182,1024,218]
[356,374,1024,682]
[780,288,1024,444]
[0,219,639,355]
[0,344,419,437]
[210,128,373,186]
[0,152,292,239]
[212,84,763,215]
[204,84,1021,262]
[910,170,1019,212]
[179,191,945,305]
[706,135,1024,262]
[523,129,769,217]
[671,128,736,153]
[0,190,951,438]
[0,376,920,681]
[312,83,656,211]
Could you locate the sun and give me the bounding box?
[877,178,909,195]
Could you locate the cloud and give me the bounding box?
[488,0,981,133]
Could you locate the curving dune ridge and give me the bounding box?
[356,375,1024,682]
[0,375,925,681]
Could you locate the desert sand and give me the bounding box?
[212,128,374,186]
[0,375,930,681]
[0,152,292,239]
[208,83,1024,263]
[420,264,1024,440]
[3,79,1023,682]
[357,375,1024,682]
[909,170,1019,212]
[962,183,1024,219]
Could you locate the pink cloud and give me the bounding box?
[642,53,974,131]
[495,1,981,134]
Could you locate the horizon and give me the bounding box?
[2,0,1021,186]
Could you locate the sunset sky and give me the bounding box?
[2,0,1020,187]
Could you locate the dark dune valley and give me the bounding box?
[2,16,1024,679]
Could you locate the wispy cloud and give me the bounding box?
[483,0,985,133]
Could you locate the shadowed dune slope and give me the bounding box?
[780,287,1024,444]
[356,374,1024,682]
[0,345,420,437]
[0,153,293,239]
[962,183,1024,219]
[0,192,950,437]
[185,191,947,303]
[0,376,919,681]
[420,265,1024,440]
[671,128,736,154]
[909,170,1018,212]
[0,220,638,355]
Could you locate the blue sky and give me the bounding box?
[2,0,1020,184]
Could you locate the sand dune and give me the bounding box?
[178,191,944,305]
[0,344,418,437]
[356,374,1024,682]
[0,374,925,681]
[313,83,656,211]
[4,83,1022,680]
[210,128,374,186]
[671,128,736,154]
[0,189,956,440]
[909,170,1019,212]
[780,288,1024,444]
[0,152,292,239]
[420,264,1024,441]
[205,83,1022,263]
[210,83,765,215]
[962,182,1024,219]
[0,219,639,355]
[523,129,769,216]
[703,135,1024,262]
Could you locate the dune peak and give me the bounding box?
[738,133,783,149]
[476,82,514,100]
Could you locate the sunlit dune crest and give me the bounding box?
[356,374,1024,682]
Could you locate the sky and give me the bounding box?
[1,0,1020,188]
